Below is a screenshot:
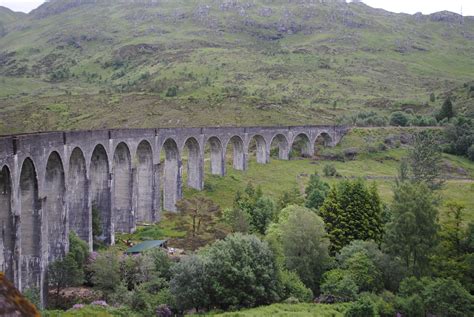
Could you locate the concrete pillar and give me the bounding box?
[136,142,154,223]
[152,163,161,221]
[67,148,91,249]
[0,166,14,282]
[254,135,269,164]
[112,143,133,233]
[44,152,66,262]
[229,136,246,171]
[162,139,181,212]
[184,138,203,191]
[18,158,42,293]
[208,137,225,176]
[90,145,112,245]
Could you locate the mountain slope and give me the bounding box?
[0,0,473,134]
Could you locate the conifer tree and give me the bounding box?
[319,179,383,254]
[436,97,454,121]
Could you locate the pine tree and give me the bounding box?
[436,97,454,121]
[319,179,383,254]
[305,174,330,210]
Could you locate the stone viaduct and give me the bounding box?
[0,125,347,300]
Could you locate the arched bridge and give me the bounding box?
[0,125,347,297]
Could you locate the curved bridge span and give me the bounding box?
[0,125,347,297]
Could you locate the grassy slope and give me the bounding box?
[0,0,473,134]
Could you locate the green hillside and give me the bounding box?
[0,0,473,134]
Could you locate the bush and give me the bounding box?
[390,111,410,126]
[344,296,377,317]
[89,251,121,300]
[165,86,177,97]
[323,164,338,177]
[279,269,313,303]
[320,269,359,301]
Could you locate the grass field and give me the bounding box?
[208,303,349,317]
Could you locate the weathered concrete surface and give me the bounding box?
[0,125,348,304]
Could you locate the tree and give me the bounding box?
[278,206,331,293]
[337,240,405,292]
[202,233,280,309]
[342,251,382,293]
[233,183,276,234]
[445,116,474,156]
[319,179,384,254]
[48,254,84,305]
[436,97,454,121]
[408,131,444,189]
[278,269,313,303]
[223,207,250,233]
[68,231,89,268]
[250,196,276,234]
[423,278,474,316]
[176,197,220,238]
[169,255,210,312]
[305,174,330,210]
[384,182,438,277]
[320,269,359,301]
[89,251,121,300]
[277,187,304,211]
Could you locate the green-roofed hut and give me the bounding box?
[124,240,168,254]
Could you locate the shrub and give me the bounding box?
[89,251,121,300]
[323,164,338,177]
[165,86,177,97]
[320,269,358,301]
[344,296,377,317]
[390,111,410,126]
[279,269,313,303]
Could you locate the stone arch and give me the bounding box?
[0,165,14,281]
[270,134,289,160]
[226,136,245,171]
[206,136,224,176]
[68,147,90,246]
[90,144,111,245]
[113,142,133,233]
[291,133,313,158]
[161,138,181,212]
[182,137,203,190]
[19,158,41,290]
[249,134,268,164]
[136,140,154,223]
[44,151,66,262]
[314,132,333,153]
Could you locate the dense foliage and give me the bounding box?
[319,179,384,253]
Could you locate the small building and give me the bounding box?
[124,240,168,255]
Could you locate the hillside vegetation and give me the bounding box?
[0,0,473,134]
